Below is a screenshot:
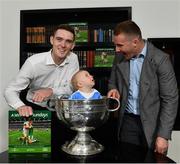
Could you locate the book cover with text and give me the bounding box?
[9,110,51,153]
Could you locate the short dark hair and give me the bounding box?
[51,24,75,41]
[71,70,85,90]
[114,20,142,39]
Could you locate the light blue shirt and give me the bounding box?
[125,41,147,115]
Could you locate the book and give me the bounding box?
[26,27,46,44]
[94,48,115,67]
[68,22,88,43]
[9,110,51,153]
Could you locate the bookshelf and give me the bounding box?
[20,7,132,96]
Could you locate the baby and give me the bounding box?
[69,70,102,100]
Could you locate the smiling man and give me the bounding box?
[4,24,79,117]
[108,20,178,155]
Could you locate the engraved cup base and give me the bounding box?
[61,131,104,156]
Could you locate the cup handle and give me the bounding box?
[107,97,120,112]
[46,98,56,111]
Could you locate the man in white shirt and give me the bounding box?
[4,24,79,117]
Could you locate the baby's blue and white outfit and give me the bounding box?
[69,89,102,100]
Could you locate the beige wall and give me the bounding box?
[0,0,180,161]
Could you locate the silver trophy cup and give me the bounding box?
[54,96,120,156]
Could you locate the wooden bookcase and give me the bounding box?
[20,7,131,96]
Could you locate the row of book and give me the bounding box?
[90,28,114,43]
[26,27,46,44]
[25,23,114,44]
[74,48,115,68]
[25,48,115,68]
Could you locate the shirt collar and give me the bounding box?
[45,49,70,66]
[139,40,147,58]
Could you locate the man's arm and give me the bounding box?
[155,54,179,154]
[32,88,53,102]
[4,59,34,114]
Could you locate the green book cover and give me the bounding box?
[94,48,115,67]
[69,22,88,43]
[9,110,51,153]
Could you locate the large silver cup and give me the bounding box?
[54,96,120,156]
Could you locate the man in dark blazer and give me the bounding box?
[108,20,178,154]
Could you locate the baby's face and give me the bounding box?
[77,71,95,88]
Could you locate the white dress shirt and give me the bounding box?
[4,50,79,109]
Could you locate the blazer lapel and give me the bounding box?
[117,60,130,87]
[139,55,153,103]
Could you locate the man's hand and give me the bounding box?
[107,89,120,99]
[17,105,33,117]
[32,88,53,103]
[154,136,168,154]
